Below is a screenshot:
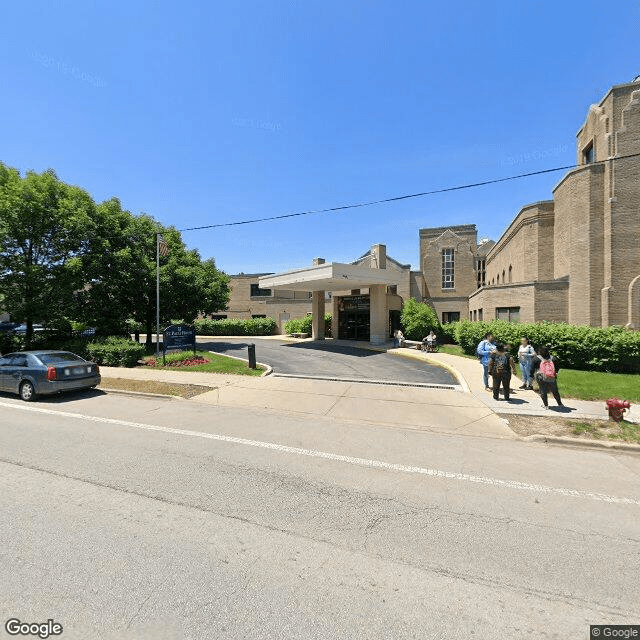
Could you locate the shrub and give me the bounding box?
[194,317,277,336]
[86,337,146,367]
[400,299,440,341]
[0,331,22,356]
[283,314,332,337]
[453,320,640,373]
[439,321,459,345]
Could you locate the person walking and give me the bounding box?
[488,343,516,401]
[517,337,536,390]
[533,346,564,409]
[476,332,496,391]
[393,329,405,348]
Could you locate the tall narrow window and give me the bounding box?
[508,265,513,283]
[476,258,486,288]
[442,249,454,289]
[583,141,594,164]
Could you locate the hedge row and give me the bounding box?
[452,320,640,373]
[283,314,332,337]
[194,317,277,336]
[86,337,146,367]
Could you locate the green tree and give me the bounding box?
[0,164,96,346]
[400,298,440,340]
[77,207,230,347]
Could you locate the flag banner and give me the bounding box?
[158,234,169,257]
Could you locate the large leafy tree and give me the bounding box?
[77,206,230,347]
[0,164,96,345]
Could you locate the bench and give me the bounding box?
[289,332,309,339]
[402,340,423,350]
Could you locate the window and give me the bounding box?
[442,311,460,323]
[478,308,483,321]
[495,307,520,322]
[508,265,513,283]
[251,314,266,319]
[502,269,505,283]
[441,249,454,289]
[583,141,594,164]
[211,314,227,320]
[388,285,398,295]
[476,258,486,288]
[250,284,271,297]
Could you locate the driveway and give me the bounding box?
[199,337,456,385]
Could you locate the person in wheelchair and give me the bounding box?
[422,330,438,352]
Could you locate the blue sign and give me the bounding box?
[162,324,196,360]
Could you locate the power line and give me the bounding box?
[178,151,640,233]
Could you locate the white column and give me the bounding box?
[311,258,325,340]
[369,284,387,345]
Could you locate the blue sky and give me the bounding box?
[2,1,639,275]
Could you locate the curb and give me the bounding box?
[207,351,273,376]
[272,373,462,391]
[387,349,470,392]
[521,433,640,453]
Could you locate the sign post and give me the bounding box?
[162,324,196,365]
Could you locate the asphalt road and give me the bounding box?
[1,390,638,639]
[200,337,457,384]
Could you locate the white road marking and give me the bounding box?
[1,400,638,506]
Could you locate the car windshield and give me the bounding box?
[37,353,86,365]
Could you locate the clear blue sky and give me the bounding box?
[2,1,639,275]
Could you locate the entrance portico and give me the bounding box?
[259,244,399,346]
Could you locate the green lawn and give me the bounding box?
[141,350,265,376]
[557,369,640,403]
[438,344,478,360]
[441,344,639,402]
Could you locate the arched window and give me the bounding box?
[502,269,505,283]
[508,265,513,283]
[497,274,500,284]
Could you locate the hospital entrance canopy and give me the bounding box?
[258,262,399,292]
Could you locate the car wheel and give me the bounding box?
[19,381,36,402]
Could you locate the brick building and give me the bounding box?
[221,79,640,336]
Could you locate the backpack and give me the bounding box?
[539,358,556,380]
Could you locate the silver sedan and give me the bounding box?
[0,351,101,401]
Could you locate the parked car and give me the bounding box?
[10,324,45,334]
[0,351,101,401]
[0,322,19,333]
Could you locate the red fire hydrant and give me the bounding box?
[605,398,630,422]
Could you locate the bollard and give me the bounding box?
[248,343,257,369]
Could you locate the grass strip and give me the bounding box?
[99,377,214,399]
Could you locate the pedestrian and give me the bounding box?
[476,332,496,390]
[533,346,563,409]
[393,329,405,348]
[517,337,536,390]
[488,343,516,401]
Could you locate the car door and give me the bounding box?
[3,355,28,394]
[0,355,11,391]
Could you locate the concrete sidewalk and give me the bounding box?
[99,366,514,440]
[389,347,640,423]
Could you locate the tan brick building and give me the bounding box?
[467,79,640,328]
[223,79,640,335]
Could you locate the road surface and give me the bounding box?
[0,390,638,639]
[200,337,457,384]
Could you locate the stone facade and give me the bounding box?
[223,273,313,332]
[462,79,640,327]
[226,79,640,331]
